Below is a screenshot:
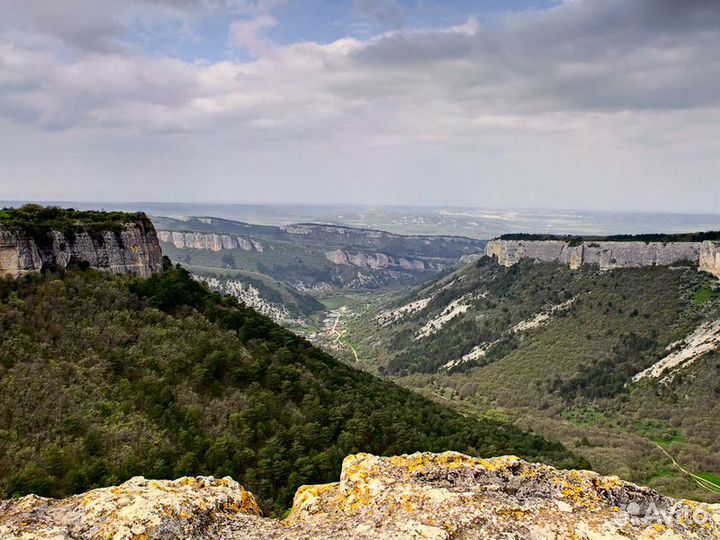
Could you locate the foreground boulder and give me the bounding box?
[1,452,718,539]
[0,476,262,540]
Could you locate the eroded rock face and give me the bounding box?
[286,452,720,539]
[0,220,163,278]
[700,241,720,277]
[325,249,426,271]
[486,239,720,277]
[2,452,717,540]
[0,476,262,540]
[157,230,263,252]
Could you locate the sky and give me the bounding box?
[0,0,719,212]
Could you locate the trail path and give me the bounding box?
[329,309,360,363]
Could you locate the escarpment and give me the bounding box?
[157,230,264,252]
[486,237,720,277]
[0,213,163,278]
[1,452,717,540]
[325,249,428,271]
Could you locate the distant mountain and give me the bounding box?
[347,255,720,502]
[152,216,485,294]
[12,201,719,240]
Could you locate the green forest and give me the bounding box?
[499,231,720,243]
[0,205,147,237]
[0,263,585,514]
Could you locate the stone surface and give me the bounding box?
[0,220,163,278]
[157,230,263,252]
[325,249,427,271]
[0,476,262,540]
[486,239,720,277]
[2,452,718,540]
[700,241,720,277]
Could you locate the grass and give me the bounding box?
[696,472,720,489]
[633,419,688,447]
[319,296,353,309]
[694,282,720,306]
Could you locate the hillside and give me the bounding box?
[347,257,720,502]
[152,215,485,294]
[0,264,584,515]
[191,267,325,325]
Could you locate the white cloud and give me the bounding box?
[228,15,277,55]
[0,0,719,211]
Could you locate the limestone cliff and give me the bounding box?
[0,218,163,278]
[157,230,264,252]
[325,249,428,271]
[486,238,720,277]
[700,241,720,277]
[1,452,717,540]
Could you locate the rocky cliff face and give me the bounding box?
[196,275,302,324]
[2,452,717,540]
[325,249,428,271]
[486,239,720,277]
[0,220,163,278]
[157,230,264,252]
[700,241,720,277]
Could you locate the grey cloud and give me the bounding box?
[2,0,720,137]
[351,28,489,65]
[0,0,130,52]
[354,0,406,29]
[0,0,288,53]
[342,0,720,112]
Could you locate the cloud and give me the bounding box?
[0,0,719,211]
[343,0,720,113]
[1,0,718,135]
[0,0,289,53]
[228,15,277,55]
[354,0,406,29]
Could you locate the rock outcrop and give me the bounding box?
[2,452,718,540]
[700,241,720,277]
[486,238,720,277]
[196,275,301,323]
[157,231,264,252]
[0,220,163,278]
[0,476,262,540]
[325,249,427,271]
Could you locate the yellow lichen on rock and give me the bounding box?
[283,452,720,540]
[0,475,262,540]
[1,453,719,540]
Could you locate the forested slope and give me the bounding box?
[0,263,583,514]
[348,257,720,501]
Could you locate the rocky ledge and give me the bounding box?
[0,218,163,278]
[486,238,720,277]
[1,452,718,540]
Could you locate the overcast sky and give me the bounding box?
[1,0,719,212]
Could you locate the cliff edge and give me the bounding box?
[0,206,163,278]
[486,237,720,277]
[1,452,717,540]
